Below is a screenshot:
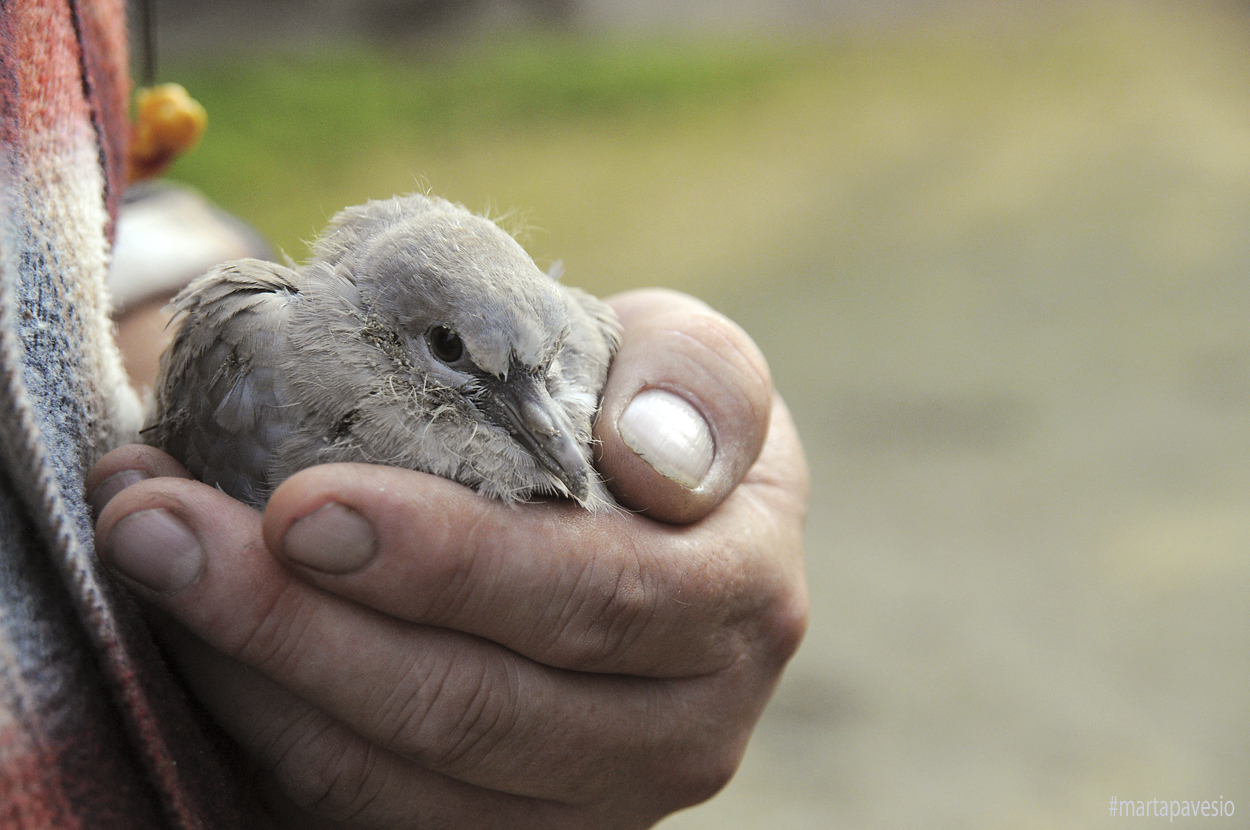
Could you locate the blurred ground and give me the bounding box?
[161,0,1250,826]
[659,4,1250,827]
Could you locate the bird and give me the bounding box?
[142,193,621,511]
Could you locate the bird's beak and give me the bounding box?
[482,372,592,502]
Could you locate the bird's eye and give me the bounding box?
[427,326,464,364]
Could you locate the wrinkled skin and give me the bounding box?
[91,289,809,830]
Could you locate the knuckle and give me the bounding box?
[265,712,386,823]
[226,574,316,676]
[726,496,809,667]
[762,537,810,664]
[552,545,658,670]
[652,739,743,813]
[378,651,521,773]
[681,754,739,807]
[427,508,495,621]
[767,587,810,663]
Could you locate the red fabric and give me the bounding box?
[73,0,132,234]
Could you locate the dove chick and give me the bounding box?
[143,193,622,510]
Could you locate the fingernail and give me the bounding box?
[89,469,150,516]
[283,503,376,574]
[102,508,204,593]
[618,388,714,488]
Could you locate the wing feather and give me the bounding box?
[144,259,300,506]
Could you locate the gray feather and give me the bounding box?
[144,194,621,510]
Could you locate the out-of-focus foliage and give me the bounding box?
[165,37,804,261]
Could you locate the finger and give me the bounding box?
[154,621,576,829]
[94,477,748,806]
[260,398,806,678]
[85,443,193,515]
[595,288,772,524]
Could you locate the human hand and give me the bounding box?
[90,289,809,829]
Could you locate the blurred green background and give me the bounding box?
[160,0,1250,826]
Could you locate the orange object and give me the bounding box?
[128,82,207,182]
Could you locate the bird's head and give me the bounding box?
[307,194,607,505]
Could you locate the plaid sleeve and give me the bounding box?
[0,1,270,827]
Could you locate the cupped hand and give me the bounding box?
[89,289,809,829]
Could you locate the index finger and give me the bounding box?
[262,394,807,678]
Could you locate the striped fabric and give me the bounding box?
[0,2,268,827]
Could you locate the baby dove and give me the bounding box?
[143,194,621,510]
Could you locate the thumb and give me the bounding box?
[595,289,772,524]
